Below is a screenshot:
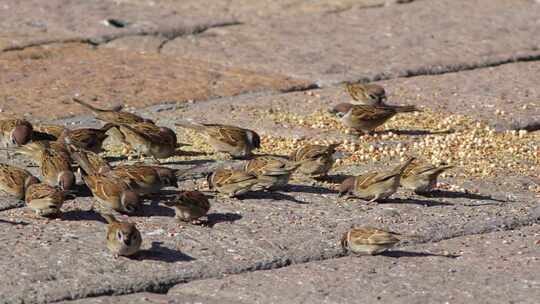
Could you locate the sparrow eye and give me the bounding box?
[116,231,123,241]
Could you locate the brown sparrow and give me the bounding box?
[176,121,260,158]
[401,159,454,194]
[289,143,340,177]
[207,168,261,197]
[330,103,419,134]
[108,164,179,195]
[32,123,67,141]
[341,227,401,255]
[0,119,33,159]
[72,150,140,214]
[163,190,211,224]
[73,97,154,125]
[0,163,39,200]
[243,156,302,190]
[345,83,386,105]
[25,183,73,218]
[57,125,115,153]
[339,157,415,202]
[101,213,142,258]
[116,122,178,161]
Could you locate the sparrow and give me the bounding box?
[289,143,340,177]
[175,121,260,158]
[163,190,211,224]
[71,149,140,214]
[330,103,419,134]
[25,183,73,218]
[207,168,261,197]
[345,83,387,105]
[243,156,302,190]
[116,122,178,161]
[57,124,115,153]
[341,227,401,255]
[339,157,415,202]
[72,97,154,125]
[400,159,454,194]
[0,119,33,159]
[0,163,39,200]
[32,123,67,141]
[107,164,179,195]
[101,213,142,258]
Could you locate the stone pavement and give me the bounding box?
[0,0,539,303]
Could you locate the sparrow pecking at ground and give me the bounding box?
[115,122,178,162]
[330,103,419,134]
[163,190,211,224]
[339,157,415,203]
[71,149,140,214]
[345,83,387,106]
[207,168,261,197]
[243,156,302,190]
[341,227,402,255]
[32,123,67,141]
[101,213,142,258]
[176,121,260,158]
[57,125,115,154]
[400,159,454,194]
[107,163,179,195]
[25,183,73,218]
[289,143,340,178]
[0,163,39,200]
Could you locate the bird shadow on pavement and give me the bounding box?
[422,190,507,204]
[382,250,460,259]
[238,191,309,204]
[0,218,29,225]
[137,200,176,217]
[134,241,195,263]
[383,129,455,136]
[380,198,454,207]
[205,212,243,228]
[283,184,338,195]
[61,209,108,223]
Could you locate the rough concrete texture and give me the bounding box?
[0,0,539,303]
[161,0,540,84]
[0,43,310,120]
[168,226,540,304]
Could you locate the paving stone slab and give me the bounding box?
[0,43,310,120]
[66,292,238,304]
[161,0,540,85]
[168,226,540,304]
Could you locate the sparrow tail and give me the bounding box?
[72,97,123,113]
[175,120,207,132]
[391,105,420,113]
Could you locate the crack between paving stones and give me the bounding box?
[54,212,539,303]
[0,21,243,53]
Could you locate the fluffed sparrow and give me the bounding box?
[243,156,302,190]
[57,125,115,154]
[345,83,386,105]
[0,163,39,200]
[400,159,454,194]
[330,103,419,134]
[73,97,154,125]
[289,143,340,177]
[0,119,33,159]
[176,121,260,158]
[25,183,72,218]
[101,213,142,257]
[163,190,211,224]
[207,168,260,197]
[72,150,140,214]
[339,157,415,202]
[341,227,401,255]
[116,122,177,161]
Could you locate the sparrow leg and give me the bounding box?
[190,219,204,225]
[368,195,380,204]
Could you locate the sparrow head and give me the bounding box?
[115,223,140,247]
[155,167,179,188]
[12,124,33,146]
[121,190,140,214]
[329,103,353,118]
[58,170,75,191]
[338,176,356,196]
[159,127,178,144]
[246,130,261,150]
